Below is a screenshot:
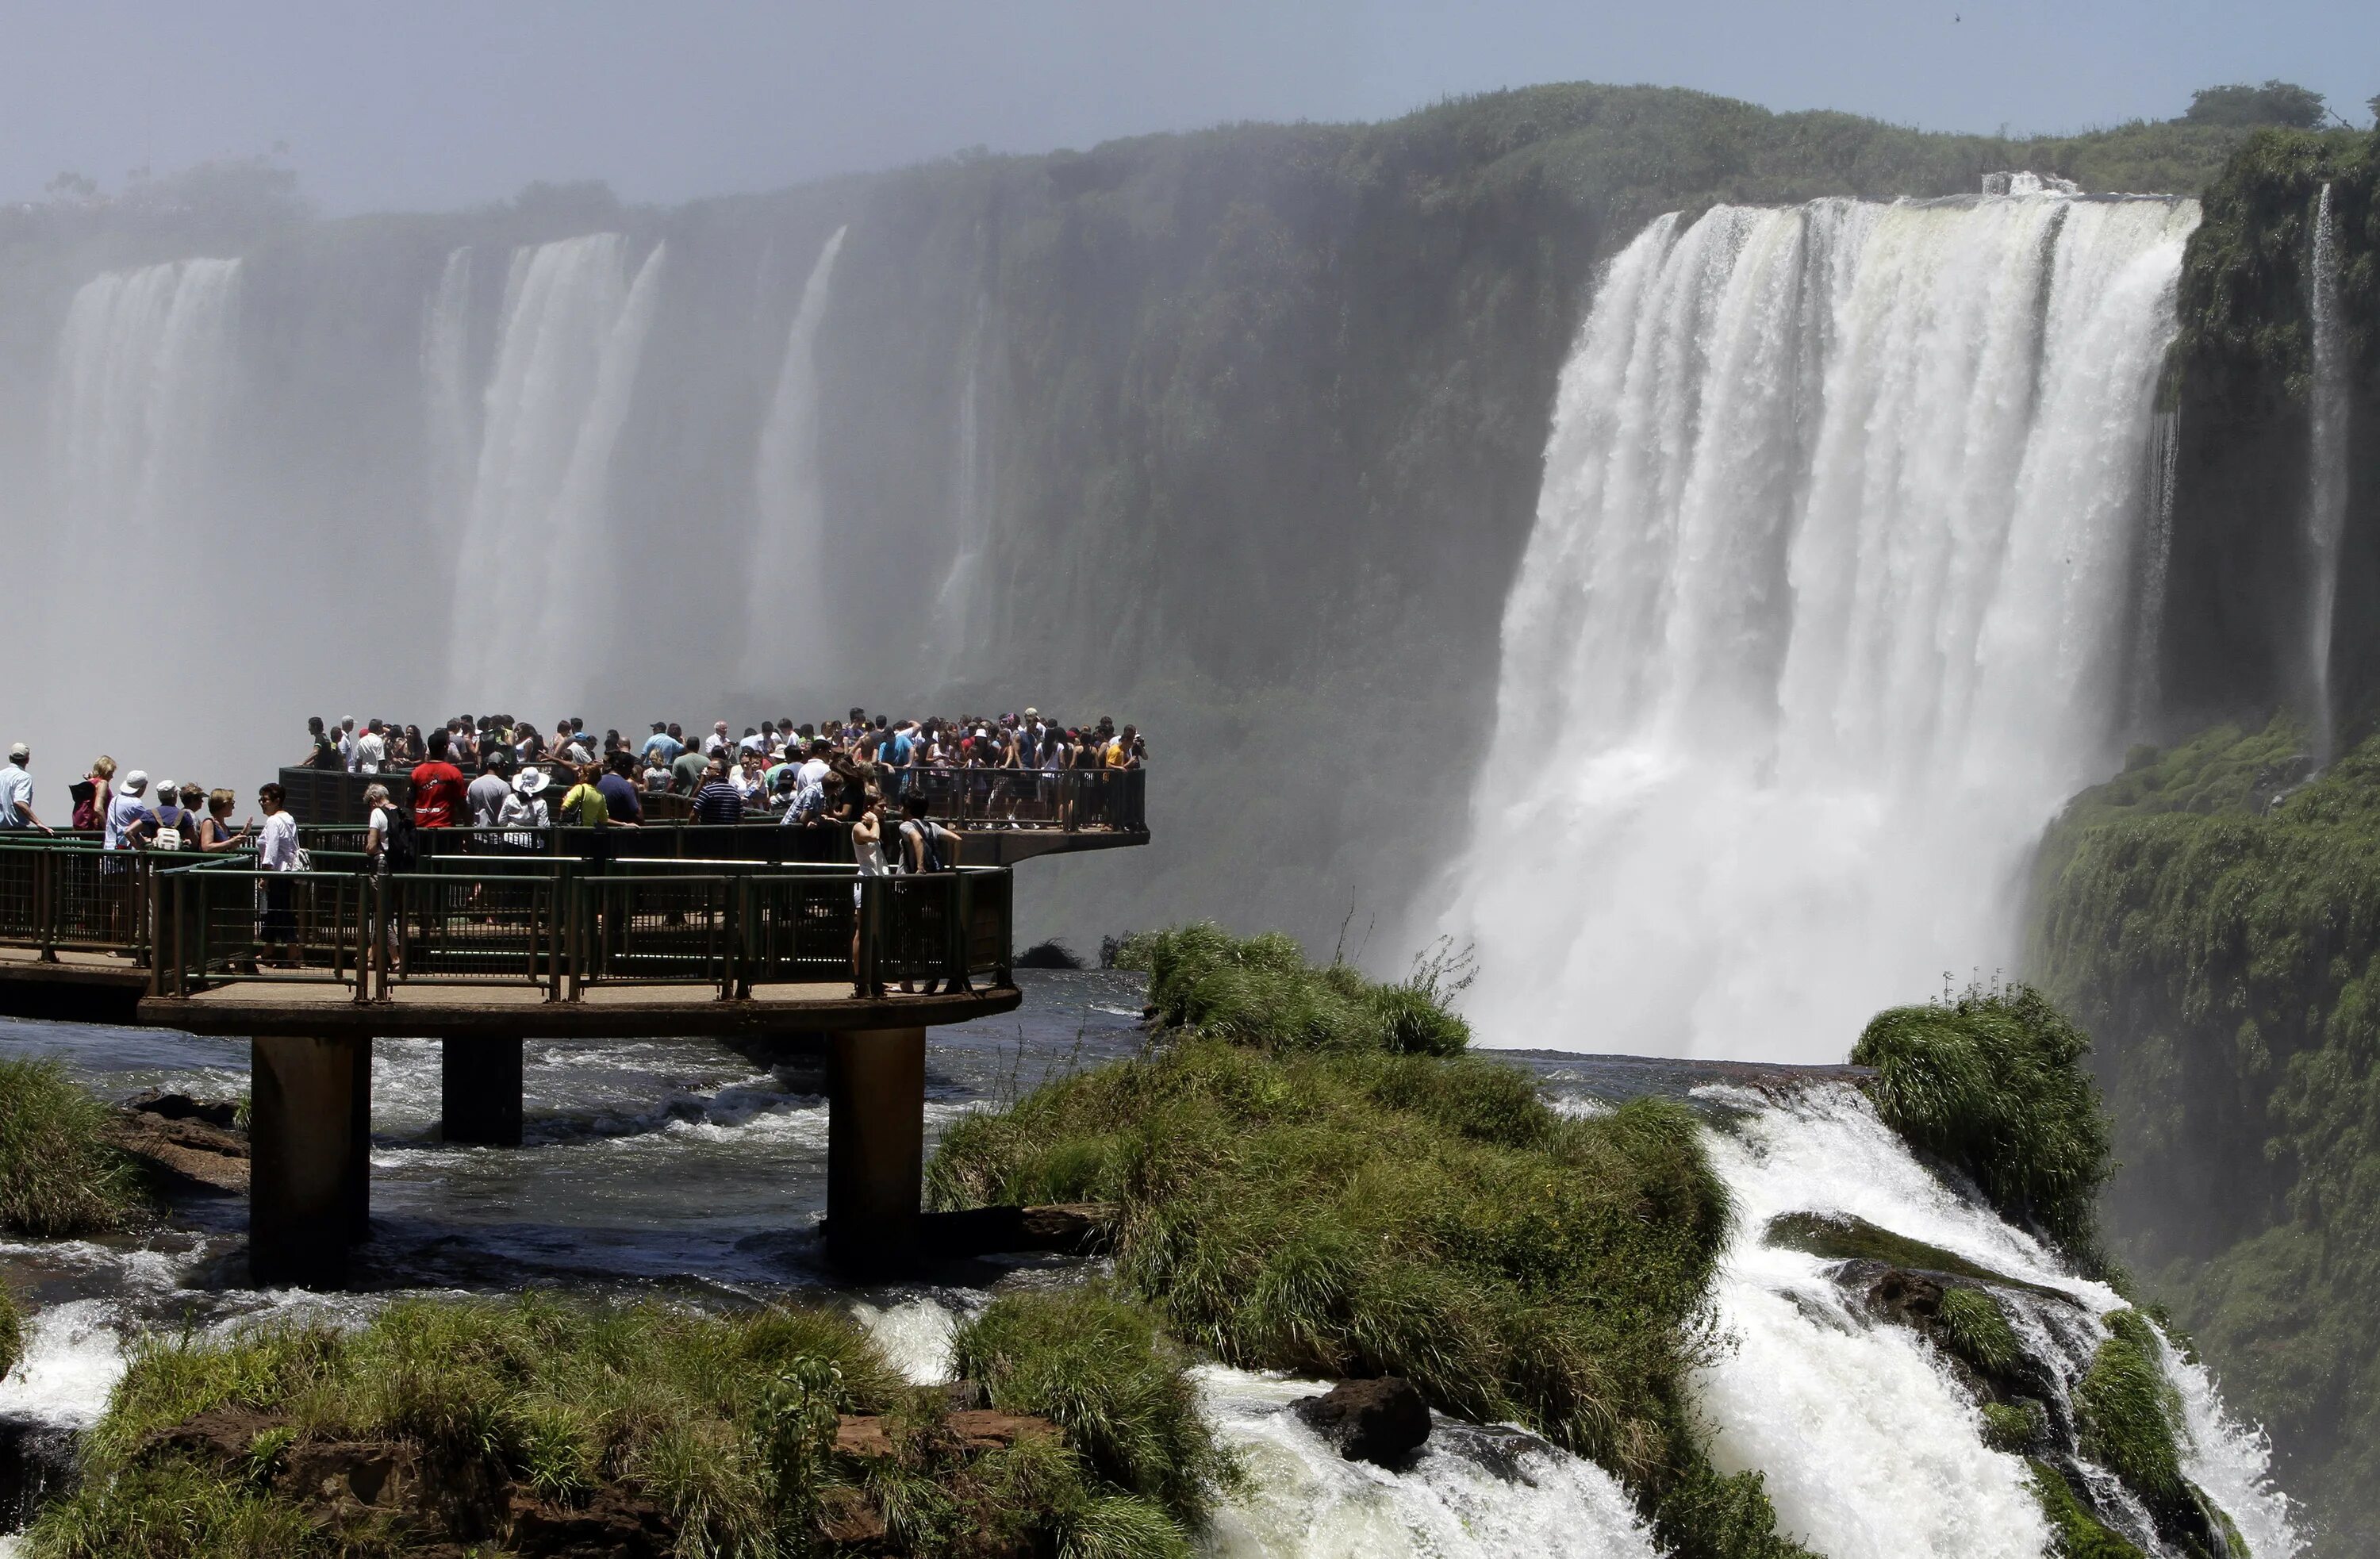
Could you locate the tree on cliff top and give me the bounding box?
[2182,80,2328,129]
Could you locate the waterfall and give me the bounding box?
[420,247,478,559]
[1448,190,2200,1059]
[447,232,666,718]
[1694,1081,2299,1558]
[42,258,242,754]
[2129,408,2182,729]
[744,225,847,688]
[932,293,995,678]
[2304,183,2349,764]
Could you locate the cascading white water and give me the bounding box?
[744,225,847,686]
[1694,1082,2299,1559]
[932,292,995,677]
[1448,189,2200,1060]
[2129,408,2182,728]
[40,258,242,763]
[447,232,666,716]
[420,247,478,559]
[2303,183,2350,764]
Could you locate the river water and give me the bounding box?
[0,976,2296,1557]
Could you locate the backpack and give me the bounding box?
[383,806,419,873]
[906,818,947,874]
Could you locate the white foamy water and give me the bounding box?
[0,1300,127,1430]
[447,232,666,712]
[1694,1085,2299,1558]
[746,225,848,685]
[1449,189,2200,1059]
[1199,1367,1659,1559]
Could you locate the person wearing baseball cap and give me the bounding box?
[0,743,51,833]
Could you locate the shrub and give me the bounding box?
[2075,1310,2186,1509]
[951,1287,1230,1528]
[1117,923,1469,1054]
[0,1058,147,1236]
[1852,984,2114,1270]
[1935,1287,2021,1377]
[2029,1460,2150,1558]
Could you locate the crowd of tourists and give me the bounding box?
[0,707,1144,850]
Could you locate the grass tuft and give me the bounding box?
[2029,1459,2151,1559]
[0,1058,148,1236]
[1935,1287,2022,1378]
[29,1292,1221,1558]
[1117,923,1469,1054]
[1852,983,2114,1271]
[2075,1309,2186,1510]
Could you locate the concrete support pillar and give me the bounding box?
[440,1037,524,1146]
[250,1034,371,1285]
[826,1026,926,1274]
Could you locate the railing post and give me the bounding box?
[36,847,57,962]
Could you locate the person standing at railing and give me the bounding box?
[0,744,53,835]
[850,796,892,998]
[299,716,342,770]
[409,728,467,832]
[689,758,743,824]
[497,767,551,850]
[595,751,643,827]
[894,793,968,996]
[466,750,512,830]
[338,717,360,774]
[255,782,301,969]
[355,720,386,774]
[197,790,248,853]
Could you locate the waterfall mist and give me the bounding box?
[1449,189,2200,1060]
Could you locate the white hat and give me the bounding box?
[155,779,177,797]
[122,770,149,793]
[513,767,550,796]
[6,743,25,762]
[1024,707,1038,718]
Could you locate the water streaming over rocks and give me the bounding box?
[746,225,848,685]
[0,992,2298,1554]
[1450,188,2200,1061]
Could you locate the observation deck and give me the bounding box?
[0,793,1147,1285]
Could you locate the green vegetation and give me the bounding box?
[2183,81,2332,130]
[0,1058,147,1236]
[1119,922,1470,1054]
[2029,1461,2151,1559]
[28,1292,1224,1558]
[935,924,1812,1559]
[1980,1401,2041,1454]
[1934,1287,2021,1378]
[2031,720,2380,1545]
[0,1285,21,1381]
[1849,985,2115,1271]
[2074,1311,2186,1510]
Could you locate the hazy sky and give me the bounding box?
[2,0,2372,213]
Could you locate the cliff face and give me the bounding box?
[0,85,2246,957]
[2158,127,2380,735]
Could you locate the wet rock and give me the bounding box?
[140,1402,285,1464]
[507,1484,673,1558]
[0,1415,79,1527]
[835,1415,898,1459]
[1295,1377,1431,1466]
[106,1104,249,1195]
[122,1090,242,1131]
[277,1438,415,1513]
[1867,1267,1944,1326]
[917,1202,1115,1257]
[943,1409,1060,1452]
[818,1485,889,1544]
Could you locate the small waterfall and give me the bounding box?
[932,293,996,678]
[447,234,666,716]
[44,258,242,728]
[744,225,846,688]
[2129,408,2182,729]
[1448,190,2200,1058]
[420,247,478,559]
[2303,183,2349,764]
[1694,1082,2299,1559]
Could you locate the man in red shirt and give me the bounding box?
[409,728,468,828]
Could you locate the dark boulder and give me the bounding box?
[1295,1377,1431,1466]
[122,1090,242,1131]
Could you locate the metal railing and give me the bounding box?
[0,838,211,963]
